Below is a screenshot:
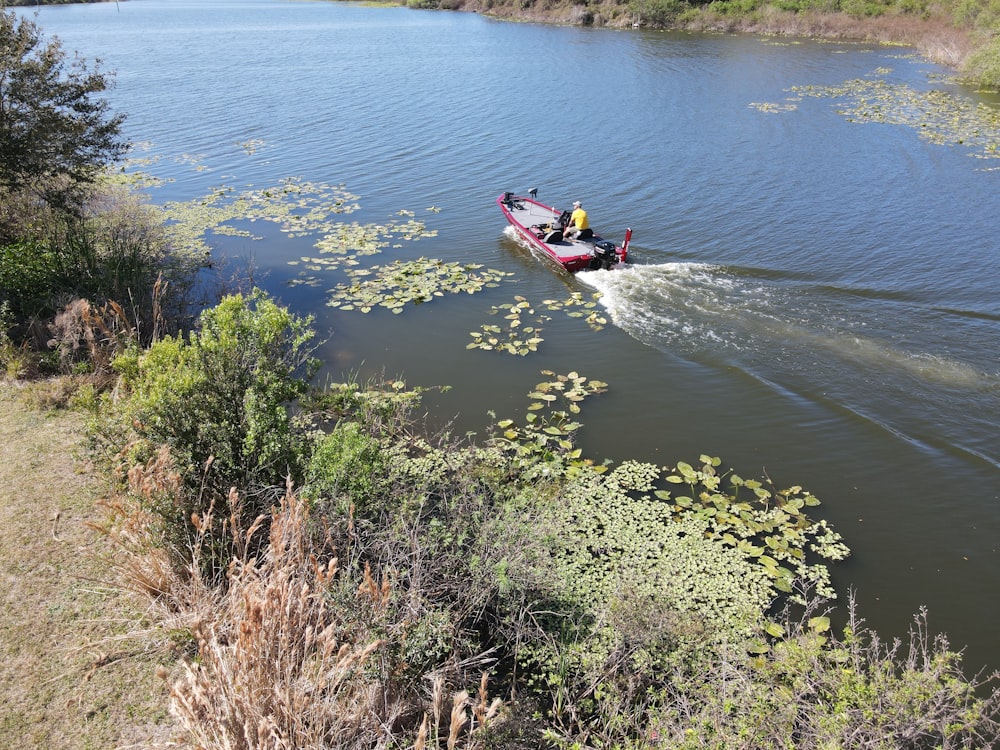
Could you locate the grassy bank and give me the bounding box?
[0,383,176,749]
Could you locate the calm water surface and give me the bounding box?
[26,0,1000,671]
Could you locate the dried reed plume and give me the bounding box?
[100,461,507,750]
[167,483,391,749]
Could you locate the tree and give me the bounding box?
[0,10,127,206]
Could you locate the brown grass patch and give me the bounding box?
[0,381,177,749]
[679,7,974,65]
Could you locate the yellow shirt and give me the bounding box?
[570,207,589,230]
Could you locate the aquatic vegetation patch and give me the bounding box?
[158,177,363,255]
[296,209,443,289]
[492,371,850,608]
[541,461,775,643]
[467,292,609,357]
[541,291,608,331]
[523,451,850,671]
[749,101,799,112]
[236,138,266,155]
[467,296,550,355]
[327,259,512,314]
[654,455,850,603]
[493,370,610,475]
[288,216,442,285]
[179,153,209,171]
[788,76,1000,160]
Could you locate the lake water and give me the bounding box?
[22,0,1000,673]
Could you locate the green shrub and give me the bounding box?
[952,0,1000,26]
[304,420,389,514]
[0,180,203,373]
[645,600,1000,749]
[706,0,763,15]
[630,0,690,25]
[966,34,1000,89]
[840,0,891,17]
[104,290,318,561]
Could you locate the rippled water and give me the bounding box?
[26,0,1000,671]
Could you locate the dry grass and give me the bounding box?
[0,381,178,749]
[688,8,975,69]
[116,475,507,750]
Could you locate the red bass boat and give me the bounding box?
[497,189,630,272]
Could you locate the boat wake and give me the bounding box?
[579,261,997,392]
[578,260,1000,469]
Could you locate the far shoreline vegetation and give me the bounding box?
[3,5,1000,749]
[5,0,1000,89]
[443,0,996,87]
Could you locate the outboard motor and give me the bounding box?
[590,240,619,270]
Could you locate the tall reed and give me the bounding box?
[101,453,508,749]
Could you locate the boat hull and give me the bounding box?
[497,192,628,272]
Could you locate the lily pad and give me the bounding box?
[329,259,512,312]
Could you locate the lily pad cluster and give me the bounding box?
[493,370,610,474]
[541,460,776,646]
[748,101,798,113]
[467,296,550,355]
[652,455,850,602]
[158,177,362,255]
[786,75,1000,161]
[287,216,442,287]
[236,138,266,155]
[327,259,512,313]
[541,291,608,332]
[467,292,610,357]
[525,453,850,669]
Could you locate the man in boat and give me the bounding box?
[564,200,592,240]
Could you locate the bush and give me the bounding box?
[966,34,1000,89]
[103,290,318,567]
[630,0,691,25]
[647,598,1000,749]
[304,420,389,514]
[951,0,1000,27]
[0,180,204,375]
[840,0,892,17]
[706,0,763,15]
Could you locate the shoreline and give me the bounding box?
[450,1,975,74]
